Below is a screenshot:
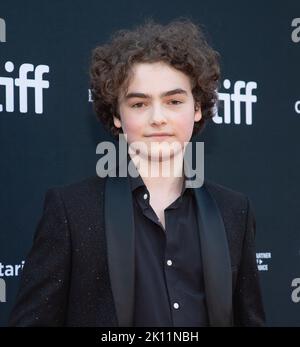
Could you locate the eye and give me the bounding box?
[131,102,146,108]
[168,100,183,105]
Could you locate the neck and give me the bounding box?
[128,150,185,196]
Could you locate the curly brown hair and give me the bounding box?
[90,18,220,138]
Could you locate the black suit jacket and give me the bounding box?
[8,173,265,327]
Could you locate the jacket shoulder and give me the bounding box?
[43,176,106,218]
[48,175,105,197]
[204,179,249,212]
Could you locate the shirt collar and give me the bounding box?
[125,149,197,194]
[128,162,192,198]
[129,172,145,193]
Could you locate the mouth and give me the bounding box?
[145,133,173,139]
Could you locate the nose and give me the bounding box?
[149,104,167,126]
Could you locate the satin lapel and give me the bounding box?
[104,173,135,327]
[194,183,233,326]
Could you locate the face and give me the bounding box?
[114,61,202,161]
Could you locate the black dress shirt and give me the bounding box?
[130,173,209,327]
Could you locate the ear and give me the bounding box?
[113,115,122,129]
[194,104,202,122]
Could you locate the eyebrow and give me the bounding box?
[124,88,188,100]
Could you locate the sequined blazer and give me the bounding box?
[8,174,266,327]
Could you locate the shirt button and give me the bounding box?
[143,193,148,200]
[167,260,173,266]
[173,302,180,309]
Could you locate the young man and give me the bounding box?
[9,19,265,327]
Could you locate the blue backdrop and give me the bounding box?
[1,0,300,326]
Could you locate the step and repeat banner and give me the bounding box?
[0,0,299,326]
